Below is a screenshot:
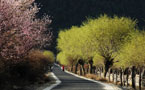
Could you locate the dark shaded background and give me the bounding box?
[35,0,145,53]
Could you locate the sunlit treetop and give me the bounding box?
[57,15,137,68]
[115,31,145,68]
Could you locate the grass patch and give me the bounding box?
[85,74,108,82]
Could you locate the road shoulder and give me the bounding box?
[41,72,61,90]
[65,70,123,90]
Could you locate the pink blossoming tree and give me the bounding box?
[0,0,52,65]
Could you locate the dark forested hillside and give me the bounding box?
[35,0,145,52]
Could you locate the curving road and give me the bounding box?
[51,65,119,90]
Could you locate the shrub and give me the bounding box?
[26,50,49,80]
[6,50,55,82]
[43,50,55,64]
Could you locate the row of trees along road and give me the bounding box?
[57,15,145,90]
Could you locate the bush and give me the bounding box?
[26,50,53,81]
[0,49,54,89]
[43,50,55,64]
[4,50,54,81]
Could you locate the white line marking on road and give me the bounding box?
[43,73,61,90]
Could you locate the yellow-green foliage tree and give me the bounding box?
[57,15,137,77]
[93,54,104,67]
[57,52,71,66]
[117,31,145,67]
[57,26,93,59]
[57,26,95,74]
[43,50,55,64]
[57,52,78,71]
[115,31,145,89]
[82,15,137,77]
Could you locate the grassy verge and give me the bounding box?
[84,74,145,90]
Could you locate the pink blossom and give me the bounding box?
[0,0,52,64]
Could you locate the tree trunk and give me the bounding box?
[120,69,123,86]
[71,64,73,72]
[75,63,78,74]
[101,66,104,77]
[104,59,113,78]
[90,64,93,74]
[126,68,129,87]
[116,69,118,85]
[87,67,89,74]
[104,64,109,78]
[81,65,86,75]
[112,69,115,82]
[96,67,98,76]
[123,70,126,86]
[141,68,145,77]
[89,61,93,74]
[132,66,136,89]
[139,67,143,90]
[94,67,96,74]
[141,68,145,87]
[93,66,96,74]
[108,68,111,81]
[80,65,82,75]
[100,67,102,77]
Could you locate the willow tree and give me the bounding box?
[57,52,69,66]
[116,31,145,90]
[74,26,96,74]
[57,15,137,77]
[57,25,95,74]
[93,54,104,77]
[57,27,82,73]
[43,50,55,64]
[113,52,130,86]
[82,15,137,77]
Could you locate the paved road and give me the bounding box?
[52,65,116,90]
